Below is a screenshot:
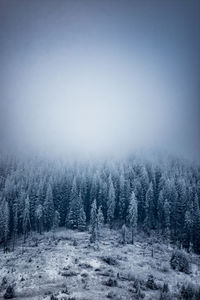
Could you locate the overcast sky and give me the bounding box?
[0,0,200,160]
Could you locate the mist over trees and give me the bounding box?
[0,154,200,254]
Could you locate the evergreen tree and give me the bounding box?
[121,224,128,244]
[43,184,54,231]
[0,199,10,251]
[78,206,86,231]
[163,199,170,241]
[12,200,18,251]
[90,199,97,243]
[23,196,31,242]
[35,204,43,234]
[53,210,60,232]
[175,179,187,245]
[67,192,86,230]
[97,205,104,232]
[107,175,116,227]
[193,194,200,254]
[118,173,126,220]
[183,210,192,251]
[139,166,149,224]
[144,182,154,233]
[128,191,138,244]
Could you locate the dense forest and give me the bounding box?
[0,154,200,254]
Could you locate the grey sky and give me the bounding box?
[0,0,200,159]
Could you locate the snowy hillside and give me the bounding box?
[0,228,200,300]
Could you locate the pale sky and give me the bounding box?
[0,0,200,159]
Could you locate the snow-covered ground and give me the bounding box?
[0,228,199,300]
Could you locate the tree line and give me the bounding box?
[0,154,200,253]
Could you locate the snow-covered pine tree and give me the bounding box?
[89,174,99,218]
[78,206,86,231]
[183,209,193,251]
[67,192,86,230]
[144,182,154,234]
[139,166,149,224]
[35,204,43,234]
[53,210,60,233]
[12,201,18,250]
[107,175,116,228]
[99,181,108,222]
[119,173,126,221]
[90,199,97,243]
[121,223,128,244]
[128,191,138,244]
[163,199,170,241]
[23,196,31,242]
[97,205,104,233]
[175,179,187,246]
[192,194,200,254]
[43,184,54,231]
[0,199,10,251]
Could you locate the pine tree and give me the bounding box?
[12,200,18,251]
[78,206,86,231]
[67,192,86,230]
[4,200,10,251]
[193,194,200,254]
[107,175,116,228]
[128,191,138,244]
[121,224,128,244]
[183,210,192,251]
[90,199,97,243]
[23,196,31,242]
[144,182,154,233]
[53,210,60,232]
[0,199,10,251]
[43,184,54,231]
[163,199,170,241]
[139,166,149,224]
[119,173,126,220]
[175,179,187,245]
[35,204,43,234]
[97,205,104,233]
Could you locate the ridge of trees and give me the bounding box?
[0,155,199,254]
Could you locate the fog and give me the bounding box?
[0,0,200,160]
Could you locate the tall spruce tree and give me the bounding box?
[23,196,31,242]
[97,205,104,232]
[119,173,126,220]
[0,199,10,251]
[163,199,170,240]
[128,191,138,244]
[67,192,86,230]
[43,184,54,231]
[53,210,60,232]
[90,199,97,243]
[35,204,43,234]
[193,194,200,254]
[144,182,154,233]
[107,175,116,227]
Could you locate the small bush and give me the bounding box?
[101,256,118,266]
[146,274,158,290]
[170,250,190,274]
[4,285,15,299]
[103,278,117,287]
